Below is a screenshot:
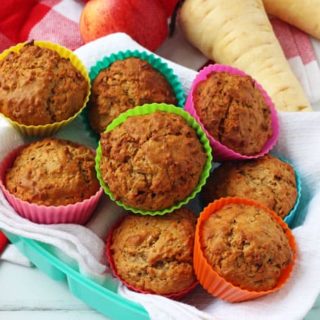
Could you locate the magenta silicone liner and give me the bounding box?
[0,145,103,225]
[185,64,280,161]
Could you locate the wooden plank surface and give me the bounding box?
[0,261,319,320]
[0,262,108,320]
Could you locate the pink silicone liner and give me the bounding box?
[0,145,103,225]
[106,216,198,300]
[185,64,280,161]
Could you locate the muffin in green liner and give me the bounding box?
[95,103,212,215]
[81,49,186,144]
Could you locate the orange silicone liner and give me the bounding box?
[194,197,297,302]
[106,216,198,299]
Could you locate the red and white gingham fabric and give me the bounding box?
[0,0,84,51]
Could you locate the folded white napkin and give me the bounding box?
[1,33,320,320]
[1,244,32,267]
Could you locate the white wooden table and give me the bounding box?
[0,260,319,320]
[0,261,107,320]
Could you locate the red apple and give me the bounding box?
[80,0,168,51]
[157,0,180,17]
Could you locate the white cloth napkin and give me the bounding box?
[1,33,320,320]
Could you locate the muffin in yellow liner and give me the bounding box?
[0,40,90,136]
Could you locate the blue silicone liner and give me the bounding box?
[280,157,302,227]
[199,155,301,228]
[3,231,149,320]
[81,49,186,144]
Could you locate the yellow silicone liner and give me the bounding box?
[0,41,91,136]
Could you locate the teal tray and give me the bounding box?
[4,231,150,320]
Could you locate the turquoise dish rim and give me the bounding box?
[3,231,150,320]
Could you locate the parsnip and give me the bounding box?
[179,0,312,112]
[263,0,320,40]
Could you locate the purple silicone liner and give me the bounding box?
[185,64,280,161]
[0,145,103,225]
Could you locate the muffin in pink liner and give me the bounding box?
[185,64,279,161]
[0,140,103,224]
[106,210,199,299]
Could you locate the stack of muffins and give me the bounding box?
[0,41,299,302]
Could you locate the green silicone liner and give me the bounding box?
[82,50,186,144]
[95,103,212,215]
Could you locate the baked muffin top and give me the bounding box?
[99,111,206,211]
[5,138,99,206]
[88,57,177,134]
[202,155,297,218]
[0,42,88,126]
[110,207,196,295]
[193,72,272,155]
[202,203,293,291]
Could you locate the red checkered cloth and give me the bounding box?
[0,0,85,52]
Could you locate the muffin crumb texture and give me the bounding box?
[202,155,297,218]
[110,208,196,295]
[0,43,88,125]
[193,72,272,155]
[89,57,177,134]
[100,111,206,211]
[202,203,293,291]
[5,138,99,206]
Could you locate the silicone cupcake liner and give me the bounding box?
[80,106,99,145]
[106,216,198,299]
[277,156,302,227]
[0,145,103,224]
[0,40,91,137]
[95,103,212,215]
[194,197,296,302]
[199,155,301,228]
[185,64,279,161]
[81,49,186,142]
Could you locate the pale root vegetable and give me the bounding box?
[179,0,312,112]
[263,0,320,40]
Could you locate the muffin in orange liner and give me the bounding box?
[0,40,90,136]
[194,197,296,302]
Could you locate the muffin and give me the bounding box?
[0,41,88,126]
[5,138,100,206]
[202,155,298,218]
[108,207,197,296]
[99,110,207,211]
[193,71,272,155]
[201,202,293,291]
[88,57,177,134]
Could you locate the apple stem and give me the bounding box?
[169,0,185,37]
